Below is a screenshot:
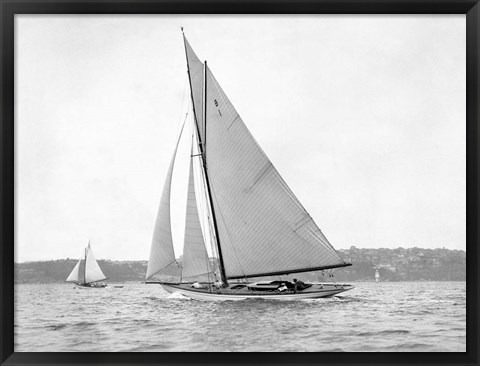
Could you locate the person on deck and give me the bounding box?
[293,278,307,293]
[214,281,225,289]
[277,283,288,292]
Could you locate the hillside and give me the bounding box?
[14,247,465,284]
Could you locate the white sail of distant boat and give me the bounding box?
[145,31,354,301]
[66,259,81,283]
[66,242,108,288]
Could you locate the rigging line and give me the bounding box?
[206,212,219,276]
[191,120,219,278]
[186,128,211,280]
[302,225,345,262]
[329,268,340,286]
[191,126,206,226]
[194,157,212,259]
[194,132,219,273]
[203,62,227,285]
[145,260,180,281]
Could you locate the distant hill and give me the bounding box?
[334,246,465,282]
[14,247,465,284]
[15,259,148,284]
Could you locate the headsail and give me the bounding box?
[145,123,185,280]
[203,65,349,279]
[85,244,107,283]
[181,152,210,278]
[66,258,81,283]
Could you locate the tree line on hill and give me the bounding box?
[14,247,465,284]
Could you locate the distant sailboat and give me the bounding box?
[66,242,108,288]
[145,31,354,301]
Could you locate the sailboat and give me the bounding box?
[66,242,108,288]
[145,31,354,301]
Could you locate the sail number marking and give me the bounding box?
[214,99,222,116]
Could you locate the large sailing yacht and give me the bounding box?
[145,31,354,301]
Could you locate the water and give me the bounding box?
[14,281,466,352]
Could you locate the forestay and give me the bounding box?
[183,35,205,145]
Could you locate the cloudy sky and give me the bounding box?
[15,15,465,262]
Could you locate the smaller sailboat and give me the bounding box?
[66,242,108,288]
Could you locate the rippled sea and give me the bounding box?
[14,281,465,352]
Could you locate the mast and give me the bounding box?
[182,30,227,285]
[203,61,228,285]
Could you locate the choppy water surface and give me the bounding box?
[14,281,465,352]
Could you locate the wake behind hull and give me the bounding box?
[159,283,354,301]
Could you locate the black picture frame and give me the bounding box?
[1,1,478,365]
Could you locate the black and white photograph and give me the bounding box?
[12,14,466,352]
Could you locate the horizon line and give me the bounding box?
[14,246,466,264]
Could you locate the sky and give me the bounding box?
[15,15,466,262]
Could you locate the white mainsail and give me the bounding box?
[66,258,81,283]
[145,124,185,280]
[85,244,107,283]
[181,154,210,278]
[202,65,347,279]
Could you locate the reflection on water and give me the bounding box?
[14,281,466,352]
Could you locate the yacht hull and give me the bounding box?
[159,283,354,302]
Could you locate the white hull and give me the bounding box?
[159,283,354,302]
